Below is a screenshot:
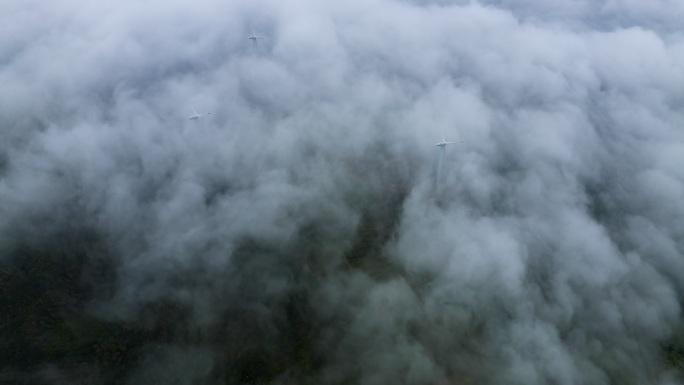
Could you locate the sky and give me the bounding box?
[2,0,684,384]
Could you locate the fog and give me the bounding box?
[2,0,684,384]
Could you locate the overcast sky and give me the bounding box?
[2,0,684,384]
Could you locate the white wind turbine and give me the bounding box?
[188,108,211,122]
[435,136,462,186]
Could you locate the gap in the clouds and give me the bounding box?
[0,151,8,179]
[0,227,123,379]
[206,237,324,384]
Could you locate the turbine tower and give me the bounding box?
[435,137,462,187]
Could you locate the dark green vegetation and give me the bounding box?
[665,339,684,370]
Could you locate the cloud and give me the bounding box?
[1,0,684,383]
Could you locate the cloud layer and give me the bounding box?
[2,0,684,383]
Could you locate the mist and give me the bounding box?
[2,0,684,384]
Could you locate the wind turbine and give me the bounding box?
[435,136,462,186]
[248,30,264,46]
[188,109,210,122]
